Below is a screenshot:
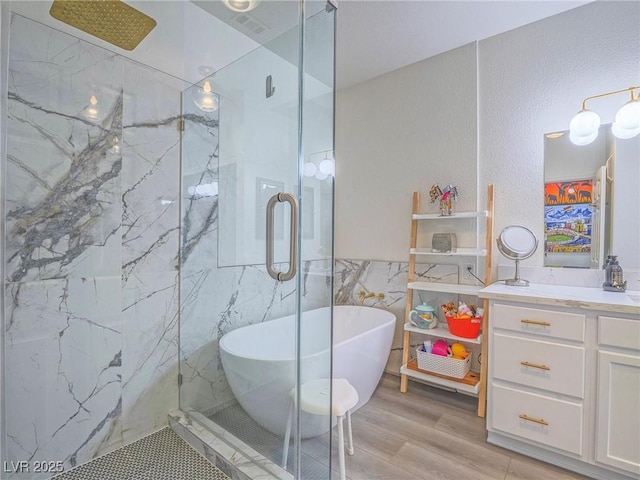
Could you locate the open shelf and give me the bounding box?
[408,281,482,296]
[412,211,488,220]
[401,186,494,416]
[410,247,487,257]
[401,358,480,395]
[403,323,482,344]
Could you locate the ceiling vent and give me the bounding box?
[232,12,269,35]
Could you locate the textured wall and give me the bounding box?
[335,42,478,262]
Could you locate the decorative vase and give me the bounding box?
[439,200,453,216]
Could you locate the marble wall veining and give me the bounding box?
[3,14,188,477]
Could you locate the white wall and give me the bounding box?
[336,1,640,274]
[335,42,478,261]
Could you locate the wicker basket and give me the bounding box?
[415,346,471,379]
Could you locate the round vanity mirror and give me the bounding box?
[497,225,538,286]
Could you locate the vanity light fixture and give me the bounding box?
[569,86,640,145]
[221,0,262,13]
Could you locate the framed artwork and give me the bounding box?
[544,180,592,205]
[544,180,593,254]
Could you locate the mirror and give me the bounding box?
[497,225,538,286]
[544,124,640,270]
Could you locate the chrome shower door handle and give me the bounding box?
[266,192,298,281]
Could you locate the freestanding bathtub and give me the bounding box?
[219,305,395,438]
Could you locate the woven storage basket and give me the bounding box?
[415,346,471,379]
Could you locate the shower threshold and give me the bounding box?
[169,409,292,480]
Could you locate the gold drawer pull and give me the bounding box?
[520,319,551,327]
[520,361,550,371]
[519,414,549,426]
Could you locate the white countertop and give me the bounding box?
[479,282,640,316]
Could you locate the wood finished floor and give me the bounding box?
[326,374,595,480]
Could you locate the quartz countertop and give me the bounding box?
[479,282,640,316]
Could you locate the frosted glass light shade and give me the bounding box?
[614,100,640,130]
[570,129,599,146]
[303,162,317,177]
[318,158,335,176]
[569,109,601,138]
[221,0,261,12]
[612,122,640,139]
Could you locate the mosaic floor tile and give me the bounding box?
[52,428,230,480]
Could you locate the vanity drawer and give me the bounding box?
[491,384,583,455]
[492,333,585,398]
[493,303,585,342]
[598,316,640,350]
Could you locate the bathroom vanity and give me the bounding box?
[479,283,640,480]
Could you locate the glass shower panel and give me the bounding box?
[179,1,335,478]
[296,4,336,478]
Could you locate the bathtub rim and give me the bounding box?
[219,305,396,362]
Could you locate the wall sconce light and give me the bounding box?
[569,86,640,145]
[221,0,261,13]
[193,80,219,112]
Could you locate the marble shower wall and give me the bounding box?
[334,259,482,373]
[4,14,188,477]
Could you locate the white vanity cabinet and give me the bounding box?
[595,316,640,475]
[479,283,640,480]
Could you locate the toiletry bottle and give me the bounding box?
[423,340,432,354]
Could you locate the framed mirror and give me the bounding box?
[544,124,640,270]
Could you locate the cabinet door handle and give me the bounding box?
[520,361,550,371]
[520,319,551,327]
[519,414,549,426]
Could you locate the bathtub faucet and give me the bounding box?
[358,290,385,306]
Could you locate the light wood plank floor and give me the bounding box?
[327,374,595,480]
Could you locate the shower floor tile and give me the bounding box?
[52,428,230,480]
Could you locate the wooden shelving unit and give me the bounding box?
[400,185,494,417]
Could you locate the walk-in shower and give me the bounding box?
[0,1,336,479]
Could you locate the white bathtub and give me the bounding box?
[219,305,395,438]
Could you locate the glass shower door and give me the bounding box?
[179,1,335,478]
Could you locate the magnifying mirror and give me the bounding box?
[497,225,538,286]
